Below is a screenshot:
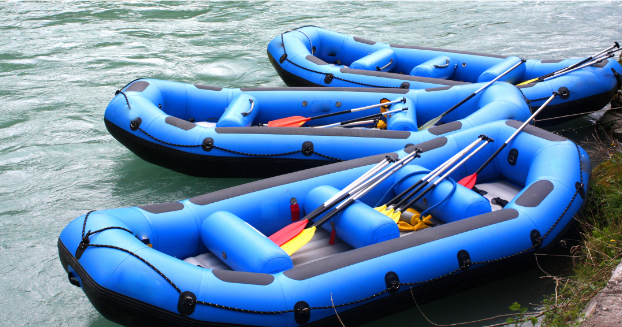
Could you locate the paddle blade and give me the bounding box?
[418,116,441,131]
[458,173,477,189]
[390,210,401,223]
[374,205,387,213]
[267,116,308,127]
[269,219,308,246]
[281,226,316,256]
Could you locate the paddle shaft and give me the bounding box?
[541,54,614,82]
[317,107,407,128]
[391,136,486,210]
[419,59,525,130]
[313,150,422,229]
[398,139,493,212]
[302,98,405,122]
[385,136,486,208]
[535,43,619,82]
[471,92,560,177]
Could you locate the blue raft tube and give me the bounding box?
[59,120,590,327]
[267,26,622,124]
[105,78,539,177]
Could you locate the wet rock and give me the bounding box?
[580,261,622,326]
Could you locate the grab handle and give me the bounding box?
[434,59,450,68]
[241,99,255,117]
[376,58,393,71]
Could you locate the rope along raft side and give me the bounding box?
[58,120,589,326]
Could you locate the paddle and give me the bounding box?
[316,107,407,128]
[393,137,494,221]
[418,59,526,131]
[267,98,406,127]
[269,155,395,246]
[381,135,489,222]
[518,42,620,85]
[280,148,423,256]
[459,90,564,189]
[536,53,615,83]
[375,135,487,218]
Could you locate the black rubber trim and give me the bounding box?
[424,86,453,92]
[106,118,337,178]
[138,202,184,214]
[389,44,507,59]
[306,55,329,65]
[505,120,566,141]
[428,121,462,135]
[215,127,410,139]
[515,180,554,207]
[194,84,223,91]
[239,87,409,94]
[591,60,608,68]
[212,270,274,286]
[165,116,196,131]
[541,59,563,64]
[404,137,448,153]
[284,209,520,280]
[340,68,468,86]
[126,81,149,92]
[189,152,399,205]
[353,36,376,45]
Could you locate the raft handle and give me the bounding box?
[433,59,450,68]
[241,99,254,117]
[376,58,393,71]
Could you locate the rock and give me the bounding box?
[580,261,622,326]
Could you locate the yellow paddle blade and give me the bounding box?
[374,205,387,213]
[390,210,401,223]
[281,226,316,256]
[517,78,537,85]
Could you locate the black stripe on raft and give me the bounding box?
[239,87,409,94]
[194,84,223,91]
[515,180,554,207]
[125,81,150,92]
[340,68,469,85]
[212,270,274,286]
[428,121,462,135]
[389,44,507,59]
[404,137,448,153]
[284,209,520,280]
[165,116,196,131]
[424,86,453,92]
[505,120,566,141]
[189,152,399,205]
[306,55,329,65]
[215,127,410,139]
[541,59,563,64]
[353,36,376,45]
[138,202,185,214]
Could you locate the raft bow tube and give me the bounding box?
[59,120,590,326]
[267,26,622,124]
[105,78,534,178]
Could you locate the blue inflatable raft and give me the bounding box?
[59,120,590,326]
[105,78,540,177]
[267,26,622,123]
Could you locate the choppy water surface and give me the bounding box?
[1,1,621,326]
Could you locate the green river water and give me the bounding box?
[1,1,621,326]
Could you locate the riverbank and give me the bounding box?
[538,133,622,326]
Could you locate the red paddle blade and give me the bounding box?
[458,173,477,189]
[267,116,309,127]
[269,219,308,246]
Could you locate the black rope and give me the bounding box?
[136,126,343,161]
[114,90,131,110]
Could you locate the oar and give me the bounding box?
[280,149,423,255]
[316,107,407,128]
[382,135,488,221]
[267,98,406,127]
[269,156,395,246]
[518,42,620,85]
[459,91,562,189]
[394,137,494,219]
[375,135,487,218]
[418,59,526,131]
[537,54,615,82]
